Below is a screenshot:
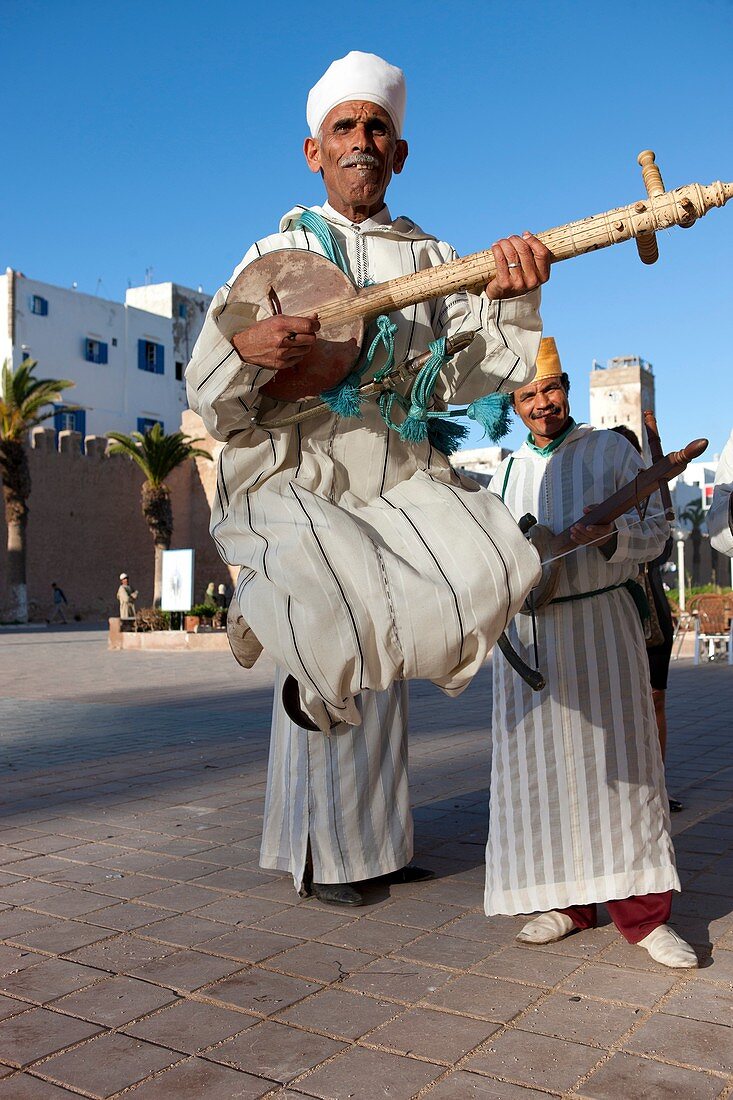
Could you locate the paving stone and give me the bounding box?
[66,932,176,973]
[268,941,376,982]
[318,918,421,954]
[129,948,245,990]
[211,1019,344,1081]
[81,900,172,931]
[0,1077,81,1098]
[24,889,114,919]
[39,1031,181,1095]
[274,988,400,1039]
[577,1051,726,1100]
[425,973,542,1021]
[370,1006,499,1063]
[440,913,514,943]
[201,927,301,962]
[125,997,255,1053]
[52,973,177,1026]
[303,1046,443,1098]
[465,1029,603,1092]
[395,932,498,970]
[0,958,105,1004]
[122,1056,274,1098]
[662,978,733,1024]
[374,897,466,931]
[256,907,355,939]
[473,945,583,987]
[0,910,56,939]
[204,967,320,1014]
[191,895,286,926]
[425,1072,550,1099]
[0,883,68,908]
[134,913,225,946]
[10,919,112,955]
[0,994,30,1020]
[625,1013,733,1074]
[558,961,677,1006]
[0,1006,102,1067]
[517,991,640,1047]
[136,883,226,911]
[341,957,454,1003]
[0,946,60,978]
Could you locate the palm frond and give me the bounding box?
[106,422,212,486]
[0,359,75,441]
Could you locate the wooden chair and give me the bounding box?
[692,594,733,664]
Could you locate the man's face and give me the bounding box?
[513,376,570,439]
[304,100,408,217]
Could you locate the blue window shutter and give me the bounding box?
[138,340,146,371]
[76,410,86,436]
[99,342,108,364]
[155,343,164,375]
[41,297,48,316]
[53,407,64,433]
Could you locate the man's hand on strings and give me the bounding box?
[570,507,616,548]
[232,314,320,370]
[487,232,552,300]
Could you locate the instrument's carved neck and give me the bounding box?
[314,180,732,327]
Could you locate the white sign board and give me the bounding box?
[160,549,195,612]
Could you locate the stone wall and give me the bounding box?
[0,412,232,621]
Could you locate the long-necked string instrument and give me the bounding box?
[523,437,708,611]
[218,151,732,403]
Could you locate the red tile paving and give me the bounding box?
[0,630,731,1097]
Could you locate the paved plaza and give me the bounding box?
[0,628,731,1099]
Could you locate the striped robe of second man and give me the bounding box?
[485,425,680,916]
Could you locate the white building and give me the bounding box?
[0,268,211,438]
[450,446,510,487]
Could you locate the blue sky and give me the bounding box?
[2,0,731,453]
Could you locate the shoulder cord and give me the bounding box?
[295,209,513,454]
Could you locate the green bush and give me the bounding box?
[188,603,216,619]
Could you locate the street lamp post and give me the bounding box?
[674,527,689,612]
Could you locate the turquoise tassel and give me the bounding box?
[320,373,363,418]
[466,393,512,442]
[426,418,469,456]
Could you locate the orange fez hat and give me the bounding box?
[534,336,563,380]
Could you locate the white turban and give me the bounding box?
[306,51,406,139]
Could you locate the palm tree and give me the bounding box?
[0,359,75,622]
[680,499,706,587]
[107,423,212,606]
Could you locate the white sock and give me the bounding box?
[516,910,576,944]
[637,924,698,968]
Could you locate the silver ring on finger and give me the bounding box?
[507,262,520,270]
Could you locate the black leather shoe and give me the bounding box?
[378,864,436,884]
[312,882,364,906]
[282,675,339,732]
[669,797,684,813]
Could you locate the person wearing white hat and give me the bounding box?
[187,51,551,904]
[116,573,138,621]
[485,339,697,969]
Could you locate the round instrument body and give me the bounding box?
[523,524,561,611]
[218,251,364,402]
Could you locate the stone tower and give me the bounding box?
[589,356,655,454]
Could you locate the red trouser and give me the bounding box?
[559,890,672,944]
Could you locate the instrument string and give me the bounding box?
[539,510,671,566]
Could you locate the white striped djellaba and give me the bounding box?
[485,424,680,916]
[186,201,543,732]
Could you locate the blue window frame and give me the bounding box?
[138,339,164,374]
[84,338,108,364]
[137,417,163,435]
[29,295,48,316]
[53,406,86,447]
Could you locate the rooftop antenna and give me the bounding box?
[145,266,154,286]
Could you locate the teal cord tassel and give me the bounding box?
[398,337,447,444]
[465,393,512,443]
[426,418,469,456]
[321,315,398,418]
